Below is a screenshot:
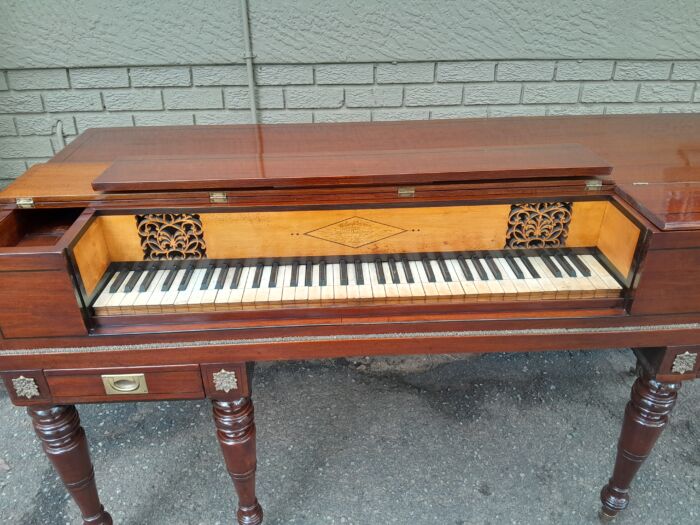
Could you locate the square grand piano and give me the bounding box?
[0,115,699,524]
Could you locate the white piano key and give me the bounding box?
[254,265,273,304]
[580,254,623,293]
[92,272,120,312]
[241,265,260,305]
[105,270,135,314]
[432,259,464,296]
[466,259,492,300]
[493,258,521,298]
[356,263,374,300]
[118,271,147,312]
[307,264,322,303]
[381,261,400,299]
[406,260,427,299]
[414,260,439,298]
[227,266,251,306]
[446,259,478,298]
[214,266,239,308]
[198,267,222,308]
[293,264,309,302]
[134,270,167,312]
[367,262,386,300]
[267,264,286,304]
[159,269,187,310]
[330,263,347,301]
[173,268,204,309]
[529,257,564,299]
[187,268,212,310]
[479,260,505,299]
[320,263,335,302]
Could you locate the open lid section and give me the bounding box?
[91,143,611,192]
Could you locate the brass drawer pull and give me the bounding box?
[101,374,148,395]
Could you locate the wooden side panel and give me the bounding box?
[72,218,111,295]
[597,202,640,278]
[0,270,86,338]
[631,248,700,315]
[98,215,142,261]
[567,200,606,247]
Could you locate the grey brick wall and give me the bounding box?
[1,59,700,184]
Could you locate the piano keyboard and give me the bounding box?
[91,250,623,315]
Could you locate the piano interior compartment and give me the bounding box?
[69,197,644,320]
[0,207,84,248]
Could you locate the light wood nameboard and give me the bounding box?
[81,200,639,277]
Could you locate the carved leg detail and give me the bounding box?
[213,398,263,525]
[600,376,680,520]
[28,405,112,525]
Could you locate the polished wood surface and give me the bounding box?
[28,405,113,525]
[600,370,681,519]
[1,115,699,524]
[91,143,610,191]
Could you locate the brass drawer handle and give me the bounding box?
[101,374,148,395]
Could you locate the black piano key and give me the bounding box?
[139,268,158,292]
[339,259,349,285]
[123,269,142,293]
[388,257,401,284]
[354,259,364,285]
[318,261,327,287]
[436,257,452,282]
[374,259,386,284]
[230,264,244,289]
[109,270,129,293]
[201,264,216,290]
[161,267,179,291]
[483,255,502,280]
[269,262,279,288]
[457,255,474,281]
[215,264,229,289]
[567,252,591,277]
[421,258,436,282]
[400,258,414,283]
[290,262,299,287]
[540,253,562,278]
[504,256,525,279]
[519,256,540,279]
[554,253,577,277]
[252,263,264,289]
[305,261,313,287]
[470,256,489,280]
[178,265,195,291]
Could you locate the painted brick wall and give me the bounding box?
[1,59,700,185]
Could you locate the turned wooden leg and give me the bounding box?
[28,405,112,525]
[213,397,263,525]
[599,375,680,520]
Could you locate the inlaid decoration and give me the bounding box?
[671,351,697,374]
[136,213,206,260]
[12,376,40,399]
[505,202,572,249]
[213,369,239,393]
[304,216,406,248]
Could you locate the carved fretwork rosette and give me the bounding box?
[136,213,206,260]
[505,202,572,249]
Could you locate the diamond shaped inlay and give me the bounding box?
[305,216,406,248]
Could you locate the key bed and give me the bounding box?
[91,249,623,316]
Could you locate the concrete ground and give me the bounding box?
[0,349,698,525]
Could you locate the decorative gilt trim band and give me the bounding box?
[1,323,699,357]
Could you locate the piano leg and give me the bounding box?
[213,397,264,525]
[27,405,112,525]
[599,371,681,520]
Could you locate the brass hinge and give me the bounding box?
[15,197,35,209]
[585,179,603,191]
[209,192,228,204]
[397,186,415,198]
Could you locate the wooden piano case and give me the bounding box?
[1,116,700,525]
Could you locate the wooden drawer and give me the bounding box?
[45,365,205,403]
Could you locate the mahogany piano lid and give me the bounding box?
[2,114,700,230]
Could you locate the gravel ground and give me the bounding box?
[0,349,698,525]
